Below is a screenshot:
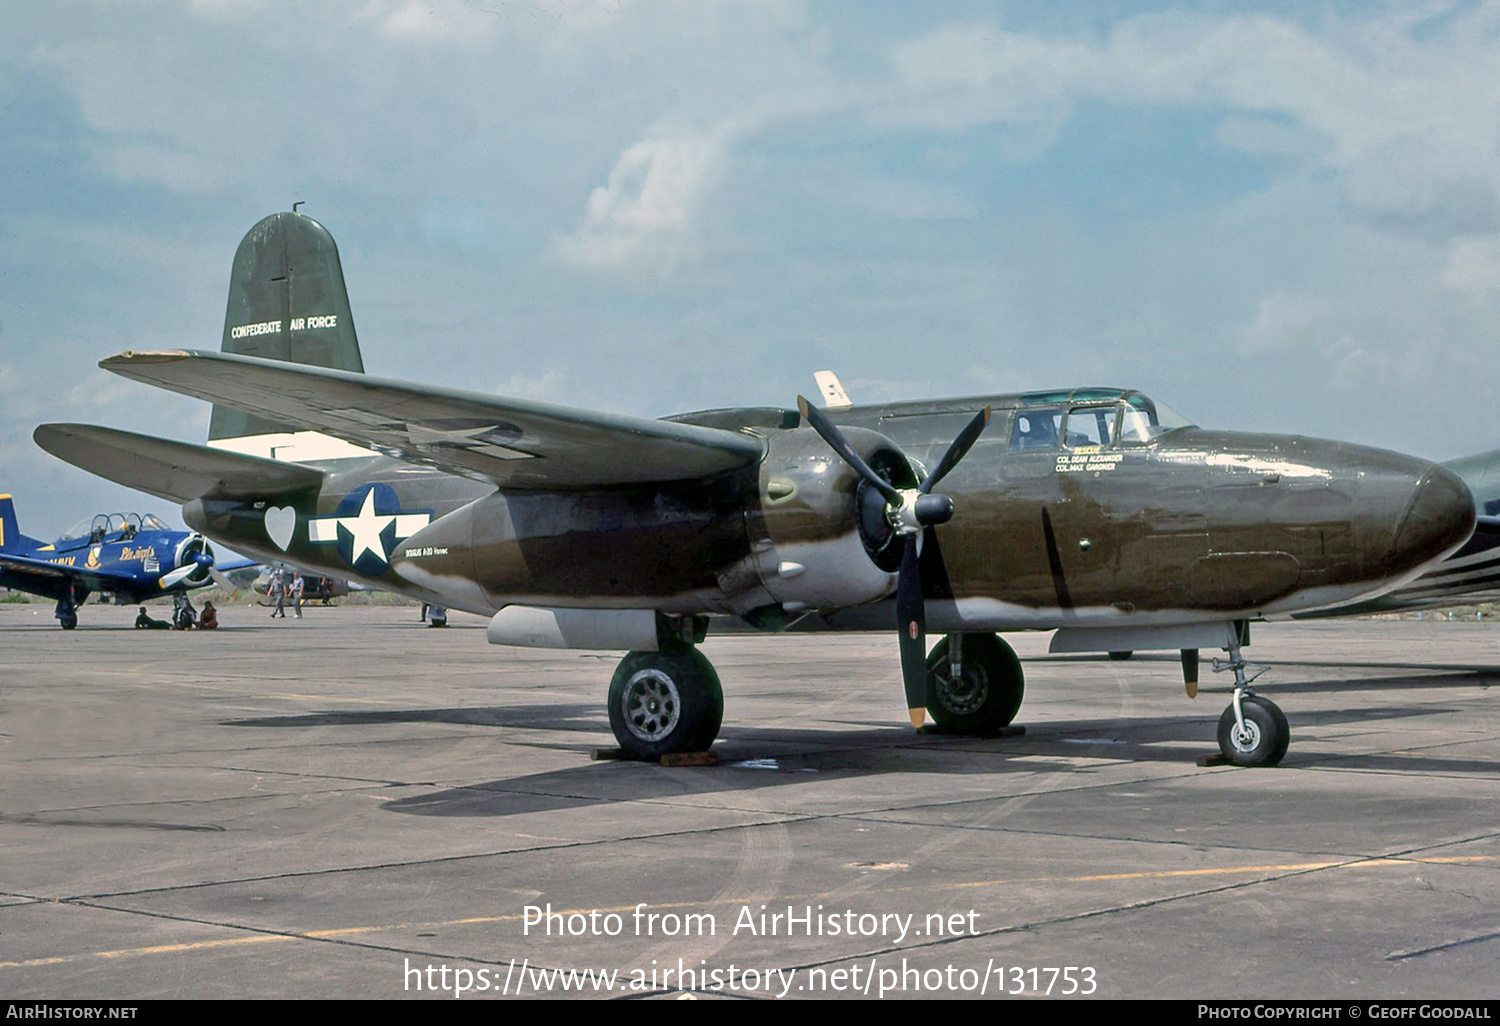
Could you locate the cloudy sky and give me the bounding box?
[3,0,1499,534]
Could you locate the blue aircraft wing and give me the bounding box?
[0,550,143,595]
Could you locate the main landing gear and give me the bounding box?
[608,645,724,760]
[924,632,1025,734]
[1212,631,1288,767]
[54,590,79,630]
[603,631,1027,759]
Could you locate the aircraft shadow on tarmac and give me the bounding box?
[217,662,1497,821]
[223,702,604,731]
[372,727,1495,819]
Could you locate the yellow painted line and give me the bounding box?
[3,855,1492,971]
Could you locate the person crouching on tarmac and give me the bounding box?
[198,601,218,629]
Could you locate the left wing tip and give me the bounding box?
[100,349,194,369]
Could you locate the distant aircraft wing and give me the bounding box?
[34,424,325,504]
[98,350,766,489]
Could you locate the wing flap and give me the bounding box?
[34,423,325,504]
[99,350,765,489]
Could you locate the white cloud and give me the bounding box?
[877,9,1500,235]
[496,368,567,400]
[551,131,728,272]
[1240,292,1341,354]
[1441,235,1500,301]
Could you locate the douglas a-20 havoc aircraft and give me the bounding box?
[34,212,1479,766]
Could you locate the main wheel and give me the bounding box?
[1108,650,1133,660]
[1216,695,1289,767]
[925,633,1024,735]
[608,646,724,760]
[59,614,77,630]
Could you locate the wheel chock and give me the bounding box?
[660,751,718,767]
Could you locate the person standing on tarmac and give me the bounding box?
[270,573,286,618]
[292,572,305,618]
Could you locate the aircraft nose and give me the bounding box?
[1391,464,1475,568]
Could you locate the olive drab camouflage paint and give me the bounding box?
[34,211,1480,766]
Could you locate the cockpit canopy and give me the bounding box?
[58,512,171,544]
[1010,390,1194,451]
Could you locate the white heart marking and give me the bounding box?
[265,506,296,551]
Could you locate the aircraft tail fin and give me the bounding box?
[209,210,365,443]
[0,494,45,553]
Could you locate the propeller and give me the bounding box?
[797,397,991,727]
[159,537,216,590]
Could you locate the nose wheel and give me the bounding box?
[1216,695,1288,766]
[1211,630,1288,767]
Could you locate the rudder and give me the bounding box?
[0,495,43,553]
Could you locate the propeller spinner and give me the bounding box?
[796,397,991,727]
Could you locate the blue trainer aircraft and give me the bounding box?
[0,495,232,628]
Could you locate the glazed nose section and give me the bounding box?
[1392,464,1475,568]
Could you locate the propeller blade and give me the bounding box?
[896,535,927,728]
[920,405,991,493]
[207,566,242,597]
[158,564,198,589]
[797,396,902,506]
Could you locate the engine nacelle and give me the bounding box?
[744,426,916,610]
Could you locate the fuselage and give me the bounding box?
[183,387,1476,633]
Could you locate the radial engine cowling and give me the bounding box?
[171,534,214,587]
[747,425,917,610]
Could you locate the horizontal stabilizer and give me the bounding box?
[98,350,765,489]
[33,423,324,504]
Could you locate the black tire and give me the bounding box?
[1108,650,1133,660]
[925,633,1024,734]
[1216,695,1289,767]
[608,646,723,759]
[59,615,77,631]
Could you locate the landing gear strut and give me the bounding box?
[608,645,723,760]
[1212,632,1287,767]
[54,589,79,630]
[925,632,1024,734]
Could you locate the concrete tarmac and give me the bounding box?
[0,603,1497,1000]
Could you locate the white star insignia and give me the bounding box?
[307,492,431,567]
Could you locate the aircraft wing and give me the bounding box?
[33,424,325,504]
[98,350,766,489]
[0,550,135,594]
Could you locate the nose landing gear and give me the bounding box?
[1212,632,1287,767]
